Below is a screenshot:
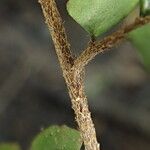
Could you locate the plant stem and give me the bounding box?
[65,69,100,150]
[39,0,74,71]
[39,0,100,149]
[74,16,150,71]
[39,0,150,149]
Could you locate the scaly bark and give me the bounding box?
[39,0,100,149]
[74,16,150,72]
[39,0,150,149]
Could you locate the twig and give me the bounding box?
[39,0,100,149]
[39,0,74,72]
[66,69,100,150]
[39,0,150,149]
[74,16,150,72]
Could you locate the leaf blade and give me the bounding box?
[67,0,139,37]
[128,24,150,71]
[31,125,82,150]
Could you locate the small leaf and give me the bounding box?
[67,0,139,37]
[128,24,150,71]
[0,143,20,150]
[31,125,82,150]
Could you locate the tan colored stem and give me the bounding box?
[39,0,74,71]
[65,69,100,150]
[74,16,150,71]
[39,0,150,149]
[39,0,100,149]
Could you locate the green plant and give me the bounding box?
[128,24,150,71]
[1,0,149,150]
[31,126,82,150]
[0,126,81,150]
[38,0,149,149]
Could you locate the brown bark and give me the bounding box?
[74,16,150,71]
[64,69,100,150]
[39,0,99,149]
[39,0,150,149]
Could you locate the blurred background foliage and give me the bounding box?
[129,24,150,71]
[0,143,20,150]
[0,0,150,150]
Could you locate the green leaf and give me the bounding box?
[0,143,20,150]
[67,0,139,37]
[128,24,150,71]
[31,125,82,150]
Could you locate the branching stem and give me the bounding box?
[39,0,99,149]
[74,16,150,72]
[39,0,150,149]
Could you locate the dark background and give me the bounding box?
[0,0,150,150]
